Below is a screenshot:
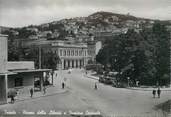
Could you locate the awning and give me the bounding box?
[0,71,17,76]
[9,69,52,73]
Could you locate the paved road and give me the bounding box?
[0,69,170,116]
[61,69,171,116]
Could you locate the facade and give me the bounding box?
[0,34,8,73]
[87,41,96,63]
[0,34,8,104]
[20,39,97,69]
[52,41,88,69]
[7,62,51,93]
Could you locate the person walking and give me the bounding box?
[11,95,15,104]
[62,82,65,89]
[157,87,161,98]
[152,89,156,98]
[94,83,98,90]
[30,88,33,98]
[43,87,46,94]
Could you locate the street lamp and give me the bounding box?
[127,77,130,87]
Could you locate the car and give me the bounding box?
[103,76,113,84]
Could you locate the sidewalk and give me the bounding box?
[85,72,171,91]
[8,71,68,103]
[127,87,171,91]
[11,85,68,102]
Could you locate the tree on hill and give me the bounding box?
[1,30,21,61]
[152,22,170,86]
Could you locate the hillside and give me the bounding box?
[1,11,170,42]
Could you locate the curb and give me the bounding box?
[13,88,69,103]
[85,75,99,81]
[86,75,171,92]
[126,88,171,91]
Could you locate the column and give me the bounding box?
[61,59,64,70]
[82,59,84,67]
[4,74,8,104]
[40,74,43,91]
[70,60,72,68]
[66,60,68,69]
[74,60,76,68]
[79,60,82,68]
[78,60,80,68]
[84,58,87,66]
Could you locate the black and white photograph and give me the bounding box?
[0,0,171,117]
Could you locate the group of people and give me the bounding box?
[152,88,161,98]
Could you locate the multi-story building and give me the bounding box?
[20,39,94,69]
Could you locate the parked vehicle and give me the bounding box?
[99,75,105,83]
[99,72,117,85]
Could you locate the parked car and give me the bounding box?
[99,75,105,83]
[99,72,117,85]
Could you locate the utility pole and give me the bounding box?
[39,45,41,69]
[170,32,171,87]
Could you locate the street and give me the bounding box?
[0,69,170,116]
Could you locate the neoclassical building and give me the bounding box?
[47,40,88,69]
[19,39,97,69]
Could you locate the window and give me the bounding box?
[79,50,82,56]
[14,78,23,87]
[71,50,74,56]
[67,50,70,56]
[69,50,71,56]
[56,50,58,54]
[75,50,78,56]
[60,50,62,56]
[64,50,66,56]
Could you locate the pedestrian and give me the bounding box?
[157,87,161,98]
[43,87,46,94]
[30,88,33,98]
[152,89,156,98]
[62,82,65,89]
[94,83,98,90]
[11,95,14,104]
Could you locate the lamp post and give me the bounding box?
[127,77,130,87]
[170,32,171,87]
[38,45,41,69]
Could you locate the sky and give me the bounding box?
[0,0,171,27]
